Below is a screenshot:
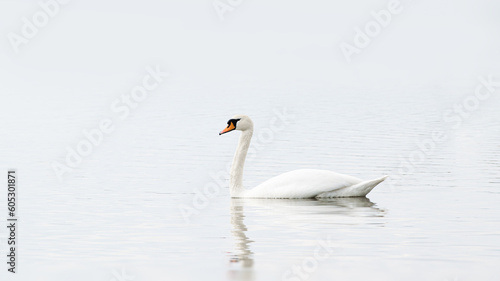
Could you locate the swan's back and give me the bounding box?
[243,169,362,199]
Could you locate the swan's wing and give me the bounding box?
[244,169,362,199]
[316,175,388,198]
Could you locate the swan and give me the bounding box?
[219,115,387,198]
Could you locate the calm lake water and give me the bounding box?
[1,83,500,281]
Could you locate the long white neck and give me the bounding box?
[230,129,253,197]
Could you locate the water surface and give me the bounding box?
[1,85,499,281]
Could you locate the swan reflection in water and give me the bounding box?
[226,197,386,281]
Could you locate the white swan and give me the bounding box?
[219,115,387,198]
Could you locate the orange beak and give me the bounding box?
[219,122,236,135]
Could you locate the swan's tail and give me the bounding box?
[316,175,388,198]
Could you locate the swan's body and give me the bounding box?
[220,115,387,199]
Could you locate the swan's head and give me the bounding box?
[219,115,253,135]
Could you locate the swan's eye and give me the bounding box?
[227,118,241,128]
